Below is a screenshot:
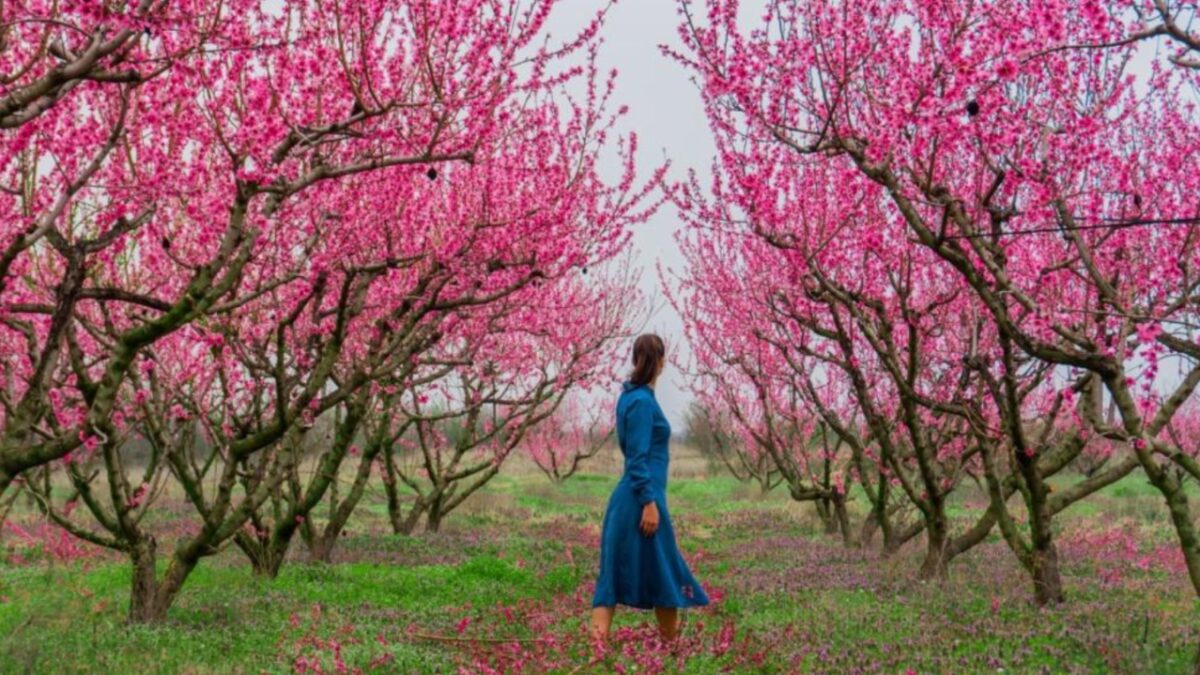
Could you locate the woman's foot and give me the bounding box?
[590,606,614,643]
[654,607,680,641]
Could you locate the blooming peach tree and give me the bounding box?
[14,0,659,622]
[673,0,1200,603]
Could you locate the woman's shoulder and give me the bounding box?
[618,383,659,410]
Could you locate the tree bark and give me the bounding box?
[918,509,949,579]
[425,500,444,534]
[233,532,289,578]
[832,494,857,548]
[890,520,924,555]
[814,499,838,535]
[860,509,879,548]
[390,496,425,535]
[308,535,336,564]
[1030,544,1064,605]
[305,516,352,564]
[302,518,347,564]
[1146,464,1200,595]
[1020,461,1065,605]
[395,508,423,535]
[861,480,911,555]
[128,539,161,623]
[127,541,199,623]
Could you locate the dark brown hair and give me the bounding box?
[629,334,666,386]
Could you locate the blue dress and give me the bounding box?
[591,382,710,610]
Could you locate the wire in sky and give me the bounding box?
[939,216,1200,241]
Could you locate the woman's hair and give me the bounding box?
[629,334,666,386]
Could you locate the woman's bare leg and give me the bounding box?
[590,606,615,642]
[654,607,680,641]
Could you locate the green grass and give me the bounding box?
[0,548,589,674]
[1,467,1197,673]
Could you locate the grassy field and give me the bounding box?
[0,445,1197,673]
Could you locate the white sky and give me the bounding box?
[548,1,721,428]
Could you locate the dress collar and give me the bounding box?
[622,381,655,397]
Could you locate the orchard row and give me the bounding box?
[673,0,1200,616]
[0,1,650,623]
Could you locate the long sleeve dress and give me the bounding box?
[591,381,710,610]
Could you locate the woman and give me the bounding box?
[591,334,709,642]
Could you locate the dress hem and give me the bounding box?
[590,598,711,611]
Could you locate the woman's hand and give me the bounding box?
[640,502,659,537]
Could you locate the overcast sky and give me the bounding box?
[547,1,722,428]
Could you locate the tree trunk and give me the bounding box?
[148,558,196,622]
[1009,433,1066,605]
[918,510,949,579]
[394,510,422,535]
[814,499,838,535]
[756,475,769,494]
[1024,486,1065,605]
[305,460,375,562]
[308,535,336,564]
[383,465,419,535]
[1160,480,1200,594]
[1136,458,1200,596]
[234,535,272,577]
[1101,378,1200,597]
[1030,544,1064,605]
[890,520,925,555]
[860,509,879,548]
[862,492,904,555]
[425,507,443,533]
[862,510,906,555]
[391,500,424,535]
[307,519,350,564]
[127,542,198,624]
[128,539,161,623]
[256,544,287,579]
[233,531,291,578]
[0,489,16,542]
[832,494,857,548]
